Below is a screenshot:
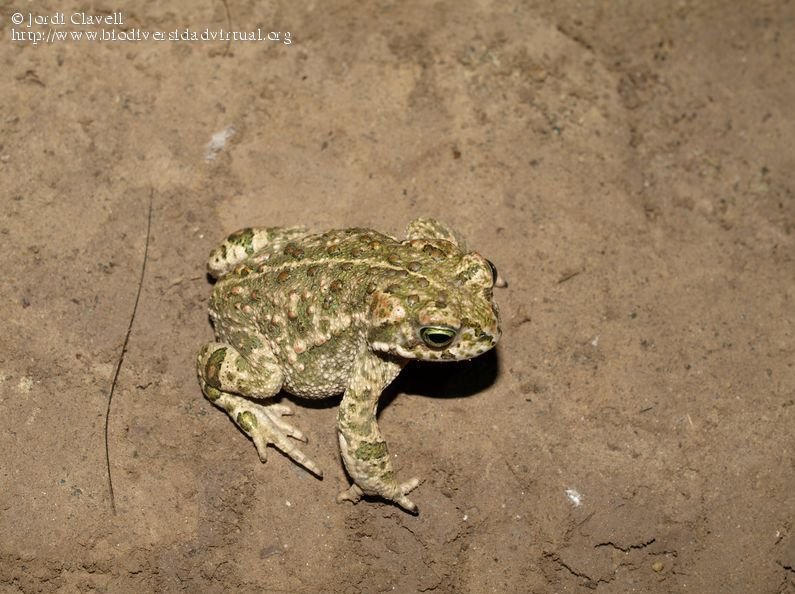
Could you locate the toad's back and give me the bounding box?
[208,228,410,397]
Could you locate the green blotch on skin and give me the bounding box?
[461,317,486,339]
[458,264,482,283]
[355,440,388,461]
[205,386,222,401]
[337,414,373,437]
[479,335,495,347]
[232,332,263,356]
[237,411,258,432]
[353,388,372,402]
[204,347,227,389]
[228,228,256,256]
[235,356,250,372]
[337,403,356,424]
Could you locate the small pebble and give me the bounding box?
[651,561,664,573]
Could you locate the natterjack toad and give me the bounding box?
[197,218,502,512]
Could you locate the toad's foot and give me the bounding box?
[220,395,323,477]
[336,477,420,513]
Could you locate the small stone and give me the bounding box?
[651,561,664,573]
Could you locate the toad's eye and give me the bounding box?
[420,326,458,349]
[486,259,499,285]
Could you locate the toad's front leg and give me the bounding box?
[335,349,419,513]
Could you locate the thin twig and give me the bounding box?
[104,191,154,514]
[557,268,582,284]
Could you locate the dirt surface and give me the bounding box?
[2,1,794,592]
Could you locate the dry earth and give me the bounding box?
[1,1,794,592]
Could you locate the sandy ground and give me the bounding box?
[1,1,794,592]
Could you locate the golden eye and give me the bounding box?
[420,326,457,349]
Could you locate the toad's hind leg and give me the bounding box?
[197,341,322,476]
[207,226,309,279]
